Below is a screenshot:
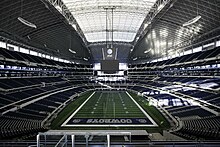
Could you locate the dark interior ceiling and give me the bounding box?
[0,0,90,62]
[130,0,220,63]
[0,0,220,64]
[89,43,132,63]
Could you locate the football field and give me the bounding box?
[62,91,158,127]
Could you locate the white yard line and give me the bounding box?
[126,92,158,126]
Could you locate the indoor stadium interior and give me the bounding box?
[0,0,220,146]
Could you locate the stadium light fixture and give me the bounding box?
[144,22,150,30]
[18,0,37,29]
[144,48,152,54]
[69,22,77,31]
[133,57,137,60]
[27,35,31,40]
[40,0,49,9]
[72,24,77,31]
[55,5,62,13]
[69,48,76,54]
[18,17,37,29]
[183,0,201,27]
[83,57,88,61]
[157,4,165,11]
[183,15,201,27]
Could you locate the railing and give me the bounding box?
[0,140,220,147]
[37,131,132,147]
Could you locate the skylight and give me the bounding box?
[62,0,157,43]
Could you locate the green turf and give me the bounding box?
[50,90,171,132]
[74,91,146,118]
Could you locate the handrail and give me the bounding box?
[54,135,66,147]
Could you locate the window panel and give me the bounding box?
[62,0,157,42]
[20,48,29,54]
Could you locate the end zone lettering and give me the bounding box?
[86,119,132,124]
[68,118,153,125]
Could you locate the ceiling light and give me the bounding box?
[157,4,165,11]
[69,48,76,54]
[144,48,152,54]
[27,35,31,40]
[18,17,37,28]
[55,5,62,12]
[133,57,137,60]
[144,22,151,29]
[169,3,174,8]
[40,0,49,9]
[83,57,88,61]
[71,24,77,31]
[183,15,201,27]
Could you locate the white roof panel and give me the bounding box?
[62,0,157,43]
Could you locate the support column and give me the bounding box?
[107,134,110,147]
[85,133,89,147]
[36,134,40,147]
[71,135,75,147]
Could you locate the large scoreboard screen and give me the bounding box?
[101,60,119,74]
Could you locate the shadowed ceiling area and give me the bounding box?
[0,0,219,64]
[130,0,220,62]
[0,0,90,62]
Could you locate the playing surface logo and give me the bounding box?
[68,118,152,125]
[107,48,113,55]
[72,119,81,123]
[102,48,117,60]
[106,48,113,58]
[137,119,147,123]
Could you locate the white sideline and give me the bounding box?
[61,91,96,126]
